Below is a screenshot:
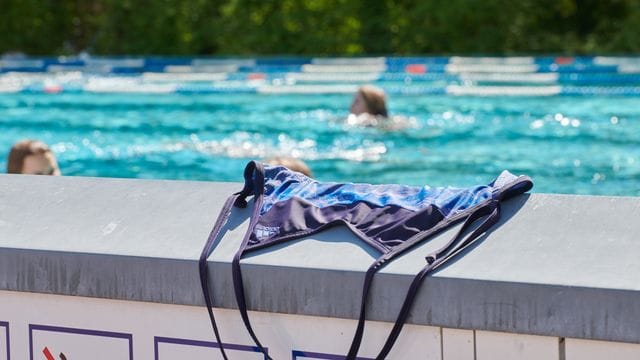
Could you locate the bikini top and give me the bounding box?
[200,161,533,360]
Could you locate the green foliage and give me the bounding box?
[1,0,639,55]
[216,0,362,55]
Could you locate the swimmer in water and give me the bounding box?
[347,85,417,131]
[7,140,61,175]
[264,156,313,177]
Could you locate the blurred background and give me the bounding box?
[2,0,640,55]
[1,0,639,196]
[0,0,640,56]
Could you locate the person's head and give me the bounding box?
[350,85,388,117]
[264,156,313,177]
[7,140,61,175]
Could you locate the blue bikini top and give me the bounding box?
[200,161,533,360]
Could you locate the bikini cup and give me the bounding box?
[200,161,533,360]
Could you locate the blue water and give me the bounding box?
[0,92,639,196]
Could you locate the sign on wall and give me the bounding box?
[0,321,9,360]
[292,350,372,360]
[154,337,265,360]
[29,324,132,360]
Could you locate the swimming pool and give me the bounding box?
[1,91,638,196]
[0,56,639,196]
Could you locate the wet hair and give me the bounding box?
[264,156,313,177]
[7,140,53,174]
[358,85,388,117]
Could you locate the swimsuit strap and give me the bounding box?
[235,160,265,208]
[199,160,268,359]
[345,205,469,359]
[374,175,533,358]
[375,200,500,359]
[231,161,274,359]
[344,200,500,360]
[424,199,500,267]
[198,193,240,360]
[202,159,532,360]
[344,260,385,360]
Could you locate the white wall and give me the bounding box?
[2,290,639,360]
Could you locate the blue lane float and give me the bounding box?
[4,56,640,95]
[8,83,640,96]
[3,56,640,74]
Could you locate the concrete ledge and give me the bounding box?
[0,174,639,344]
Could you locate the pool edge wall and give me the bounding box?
[0,174,639,359]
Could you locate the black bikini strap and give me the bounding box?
[345,263,382,360]
[424,200,499,266]
[231,162,274,359]
[199,161,268,360]
[375,200,501,359]
[345,202,495,360]
[373,176,533,358]
[198,193,239,360]
[235,160,265,208]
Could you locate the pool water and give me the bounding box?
[0,92,639,196]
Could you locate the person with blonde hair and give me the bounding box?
[347,85,417,131]
[350,85,388,117]
[264,156,312,177]
[7,140,61,175]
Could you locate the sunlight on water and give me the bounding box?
[0,93,638,195]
